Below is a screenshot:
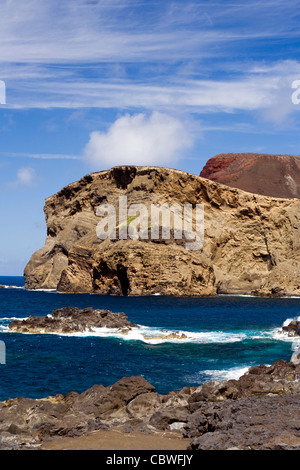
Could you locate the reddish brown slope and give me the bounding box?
[200,153,300,198]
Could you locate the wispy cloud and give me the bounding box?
[3,62,299,126]
[1,0,300,123]
[0,151,81,160]
[1,0,300,64]
[7,167,36,189]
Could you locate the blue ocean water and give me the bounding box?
[0,275,299,401]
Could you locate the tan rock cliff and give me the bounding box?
[24,166,300,297]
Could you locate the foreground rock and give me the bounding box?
[200,153,300,199]
[184,359,300,450]
[2,358,300,449]
[185,393,300,450]
[8,307,138,334]
[24,165,300,297]
[0,376,192,450]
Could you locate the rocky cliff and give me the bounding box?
[24,165,300,297]
[200,153,300,199]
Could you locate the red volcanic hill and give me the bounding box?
[200,153,300,199]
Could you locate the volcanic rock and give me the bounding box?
[2,359,300,449]
[184,359,300,450]
[185,393,300,450]
[187,360,300,411]
[281,320,300,337]
[0,376,192,449]
[200,153,300,199]
[23,165,300,297]
[8,306,138,334]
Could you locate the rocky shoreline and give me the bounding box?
[2,358,300,450]
[3,315,300,450]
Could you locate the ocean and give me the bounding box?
[0,275,299,401]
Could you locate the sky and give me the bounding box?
[1,0,300,275]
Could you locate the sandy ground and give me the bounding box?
[42,428,190,451]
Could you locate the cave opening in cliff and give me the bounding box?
[116,265,130,296]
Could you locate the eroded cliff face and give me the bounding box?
[24,166,300,297]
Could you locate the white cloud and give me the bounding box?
[84,112,193,169]
[7,167,36,189]
[0,1,299,126]
[16,167,36,186]
[1,151,80,160]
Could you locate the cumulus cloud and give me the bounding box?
[84,112,193,169]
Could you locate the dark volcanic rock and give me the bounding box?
[200,153,300,199]
[188,360,300,411]
[185,393,300,450]
[149,406,189,430]
[184,359,300,449]
[70,376,156,420]
[8,306,138,334]
[0,376,189,449]
[282,320,300,337]
[2,360,300,449]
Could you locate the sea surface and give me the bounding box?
[0,275,300,401]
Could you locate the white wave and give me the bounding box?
[282,316,300,327]
[1,284,56,292]
[4,320,249,345]
[1,285,24,289]
[267,316,300,344]
[44,326,248,345]
[0,317,28,321]
[185,365,252,384]
[272,328,300,345]
[64,325,245,345]
[203,366,251,381]
[218,294,255,298]
[26,288,56,292]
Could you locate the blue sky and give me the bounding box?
[1,0,300,275]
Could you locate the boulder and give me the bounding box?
[185,393,300,450]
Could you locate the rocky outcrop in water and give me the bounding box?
[8,307,138,334]
[200,153,300,199]
[281,320,300,337]
[24,165,300,297]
